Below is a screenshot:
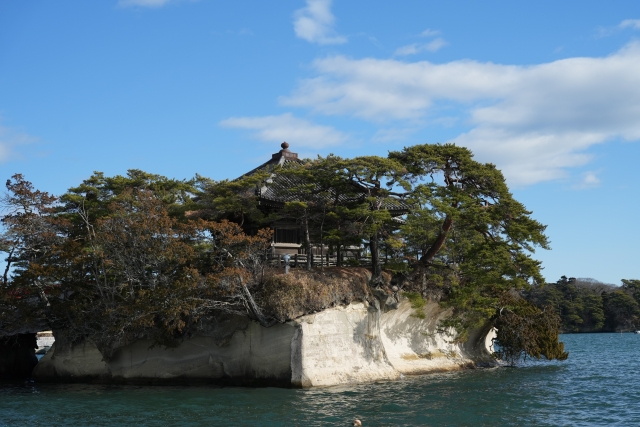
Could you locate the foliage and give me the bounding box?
[344,258,362,267]
[1,174,272,356]
[276,154,408,277]
[61,169,198,221]
[193,171,269,228]
[603,290,640,331]
[383,259,411,274]
[259,268,371,322]
[493,295,568,364]
[386,144,555,360]
[339,155,409,281]
[390,143,548,265]
[622,279,640,304]
[527,276,640,332]
[0,174,60,335]
[402,291,427,319]
[276,154,400,274]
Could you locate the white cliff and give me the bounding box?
[33,297,496,387]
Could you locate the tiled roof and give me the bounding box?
[243,143,303,177]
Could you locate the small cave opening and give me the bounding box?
[0,331,55,381]
[0,333,38,380]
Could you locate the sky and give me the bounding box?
[1,0,639,285]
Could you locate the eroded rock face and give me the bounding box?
[291,302,400,387]
[380,301,495,375]
[33,298,496,387]
[34,320,295,386]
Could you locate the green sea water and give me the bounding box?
[1,333,639,426]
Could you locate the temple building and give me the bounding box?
[244,142,306,256]
[242,142,411,262]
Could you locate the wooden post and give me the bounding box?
[294,254,298,268]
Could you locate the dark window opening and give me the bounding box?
[275,228,300,244]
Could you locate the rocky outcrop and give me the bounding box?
[34,316,295,386]
[33,297,496,387]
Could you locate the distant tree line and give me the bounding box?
[527,277,640,332]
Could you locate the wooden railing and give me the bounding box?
[267,254,390,268]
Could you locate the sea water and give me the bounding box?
[1,333,639,426]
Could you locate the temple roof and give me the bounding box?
[243,142,303,177]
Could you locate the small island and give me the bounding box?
[2,142,572,385]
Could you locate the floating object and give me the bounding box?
[353,420,362,426]
[634,330,640,334]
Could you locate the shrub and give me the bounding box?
[402,291,427,319]
[259,267,372,322]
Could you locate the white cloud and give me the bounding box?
[281,42,640,185]
[0,122,37,163]
[220,113,348,148]
[580,171,601,188]
[420,29,440,37]
[569,170,602,189]
[372,127,418,143]
[293,0,347,45]
[595,26,615,39]
[0,142,8,162]
[620,19,640,30]
[454,129,601,185]
[394,38,448,56]
[596,19,640,38]
[393,44,420,56]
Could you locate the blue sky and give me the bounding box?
[1,0,639,284]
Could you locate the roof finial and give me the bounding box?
[281,141,289,150]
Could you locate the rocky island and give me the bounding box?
[1,143,566,385]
